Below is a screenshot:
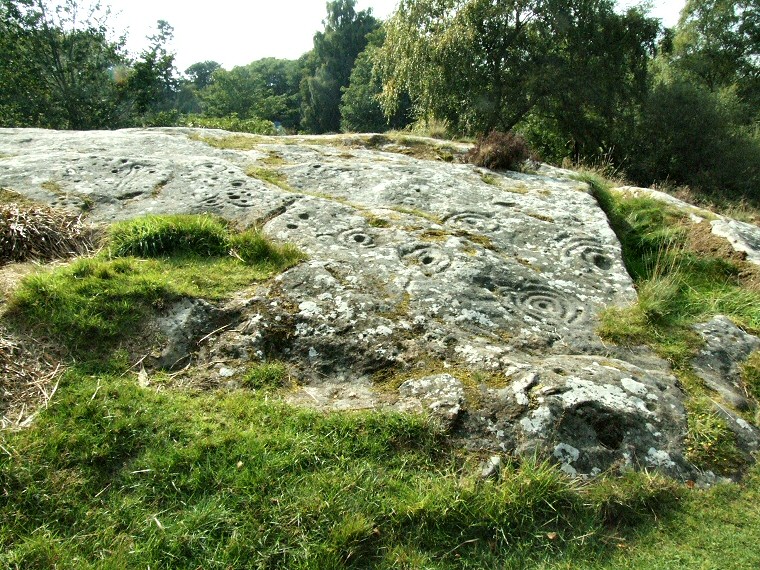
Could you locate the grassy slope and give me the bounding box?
[2,196,760,567]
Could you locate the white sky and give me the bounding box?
[102,0,686,73]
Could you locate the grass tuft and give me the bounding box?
[242,361,288,390]
[7,215,304,361]
[740,351,760,402]
[108,214,230,258]
[684,397,745,473]
[587,470,681,529]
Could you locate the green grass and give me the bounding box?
[182,114,276,135]
[580,172,760,337]
[579,464,760,570]
[188,132,266,150]
[479,172,499,186]
[741,351,760,402]
[3,369,759,569]
[242,361,289,390]
[577,172,760,474]
[0,369,696,570]
[3,200,760,567]
[6,215,304,361]
[0,188,36,206]
[108,214,231,258]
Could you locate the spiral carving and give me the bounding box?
[513,283,584,324]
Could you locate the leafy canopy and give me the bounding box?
[377,0,658,141]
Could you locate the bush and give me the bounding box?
[626,81,760,201]
[466,130,533,171]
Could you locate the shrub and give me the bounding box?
[466,130,533,171]
[626,80,760,201]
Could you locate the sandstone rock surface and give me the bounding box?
[691,316,760,411]
[1,127,753,480]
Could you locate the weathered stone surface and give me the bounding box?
[711,219,760,266]
[691,315,760,411]
[464,354,690,478]
[398,373,465,425]
[0,127,746,479]
[151,298,228,370]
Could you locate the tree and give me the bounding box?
[339,27,412,132]
[377,0,658,142]
[0,0,128,129]
[625,79,760,199]
[125,20,179,117]
[184,60,221,90]
[672,0,760,117]
[198,58,302,129]
[301,0,379,133]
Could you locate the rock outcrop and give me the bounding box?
[2,127,759,480]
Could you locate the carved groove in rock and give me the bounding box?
[8,128,756,481]
[399,244,451,275]
[512,283,585,324]
[340,228,376,248]
[560,237,614,270]
[444,211,499,232]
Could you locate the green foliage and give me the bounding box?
[377,0,658,139]
[466,130,533,171]
[340,27,412,133]
[184,60,221,90]
[0,0,129,129]
[301,0,379,133]
[126,20,179,117]
[673,0,760,118]
[625,79,760,200]
[197,58,302,130]
[184,111,278,135]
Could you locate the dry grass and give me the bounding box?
[0,203,94,265]
[0,326,62,429]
